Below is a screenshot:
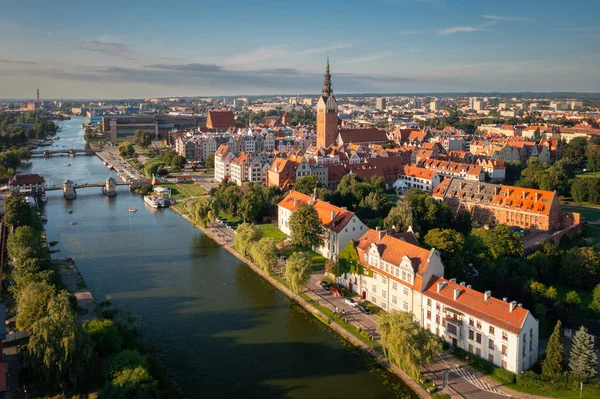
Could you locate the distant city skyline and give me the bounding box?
[1,0,599,99]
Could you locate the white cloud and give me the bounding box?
[438,26,480,35]
[483,15,529,22]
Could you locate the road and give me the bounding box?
[303,271,510,399]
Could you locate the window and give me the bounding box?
[436,315,440,324]
[489,326,495,335]
[382,277,388,285]
[427,298,432,307]
[502,345,508,356]
[382,290,387,299]
[488,354,494,363]
[403,301,409,311]
[502,360,507,369]
[488,339,494,350]
[502,331,508,341]
[469,318,474,326]
[476,348,481,356]
[468,344,473,353]
[476,333,482,344]
[530,341,533,352]
[392,296,397,305]
[372,296,377,304]
[469,330,474,341]
[403,287,409,296]
[530,328,533,338]
[372,285,377,294]
[392,282,398,291]
[427,310,432,320]
[476,321,482,329]
[522,345,526,357]
[522,362,525,371]
[523,333,527,343]
[447,324,457,336]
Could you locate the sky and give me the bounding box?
[1,0,599,99]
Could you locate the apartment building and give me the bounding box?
[397,165,441,192]
[214,145,235,182]
[278,190,368,260]
[338,228,538,374]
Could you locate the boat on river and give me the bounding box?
[143,195,171,209]
[40,193,47,203]
[129,208,137,212]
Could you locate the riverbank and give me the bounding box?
[169,205,431,399]
[53,257,96,325]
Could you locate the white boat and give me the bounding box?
[143,195,171,209]
[129,208,137,212]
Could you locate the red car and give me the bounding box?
[329,285,344,298]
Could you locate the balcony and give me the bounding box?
[445,315,463,326]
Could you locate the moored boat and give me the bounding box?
[143,195,171,209]
[129,208,137,212]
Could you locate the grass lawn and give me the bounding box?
[575,171,600,179]
[160,184,187,200]
[174,201,188,215]
[561,205,600,221]
[362,301,386,316]
[178,182,207,196]
[386,194,398,203]
[553,283,593,309]
[257,223,287,242]
[217,211,242,228]
[502,383,598,399]
[280,248,328,270]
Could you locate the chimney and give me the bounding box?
[437,281,446,293]
[522,190,526,199]
[535,192,541,202]
[477,184,482,193]
[449,278,457,283]
[460,282,466,286]
[503,297,508,302]
[518,303,523,308]
[313,187,317,200]
[453,288,461,300]
[331,210,336,221]
[467,285,472,289]
[293,197,297,206]
[484,290,491,301]
[509,301,517,312]
[376,226,385,241]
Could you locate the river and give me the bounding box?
[21,117,415,399]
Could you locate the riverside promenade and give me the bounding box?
[54,257,96,325]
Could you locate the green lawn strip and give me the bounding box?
[257,223,287,242]
[502,383,598,399]
[561,205,600,221]
[574,171,600,179]
[217,211,242,228]
[160,184,187,200]
[174,202,189,215]
[280,247,327,270]
[178,182,207,196]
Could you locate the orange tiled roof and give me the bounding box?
[401,165,435,180]
[278,190,355,233]
[424,276,529,334]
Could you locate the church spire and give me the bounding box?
[322,56,332,98]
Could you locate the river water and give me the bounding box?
[21,117,414,399]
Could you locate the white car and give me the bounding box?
[344,298,358,308]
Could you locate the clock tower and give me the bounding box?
[316,57,338,148]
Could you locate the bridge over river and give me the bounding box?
[44,177,141,199]
[30,149,95,157]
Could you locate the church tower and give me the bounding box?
[316,57,338,148]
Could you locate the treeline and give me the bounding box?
[4,193,177,397]
[236,109,315,126]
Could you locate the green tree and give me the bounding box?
[133,129,154,148]
[7,225,44,267]
[107,350,149,378]
[562,137,587,168]
[16,281,55,331]
[28,290,93,387]
[589,283,600,313]
[560,247,600,288]
[384,200,413,231]
[117,141,135,158]
[84,319,123,356]
[284,252,312,294]
[293,175,319,195]
[4,192,31,229]
[289,203,324,250]
[190,197,215,227]
[250,237,278,273]
[205,153,215,169]
[568,326,598,381]
[170,154,186,169]
[235,223,262,256]
[238,189,262,223]
[101,366,159,399]
[565,291,581,307]
[423,228,470,281]
[542,320,564,378]
[378,311,442,379]
[571,179,590,202]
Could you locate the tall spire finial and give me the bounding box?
[326,53,330,74]
[322,56,332,97]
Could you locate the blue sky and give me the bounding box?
[1,0,599,99]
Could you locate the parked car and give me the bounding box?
[320,281,331,290]
[329,285,344,298]
[344,298,357,308]
[357,304,371,314]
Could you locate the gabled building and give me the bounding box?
[338,228,539,374]
[277,190,368,259]
[397,165,440,193]
[214,145,235,182]
[206,111,236,131]
[336,128,389,146]
[8,174,45,194]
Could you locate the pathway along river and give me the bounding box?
[21,117,416,399]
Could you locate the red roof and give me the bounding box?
[424,276,529,334]
[8,174,44,186]
[207,111,236,129]
[338,128,388,144]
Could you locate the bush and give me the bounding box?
[516,370,576,390]
[492,367,516,384]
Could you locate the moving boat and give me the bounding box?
[129,208,137,212]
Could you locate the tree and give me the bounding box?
[133,129,154,148]
[569,326,598,381]
[589,283,600,313]
[423,228,471,281]
[571,178,590,202]
[284,252,312,294]
[28,290,93,387]
[384,200,413,231]
[238,189,262,223]
[84,319,123,356]
[190,198,215,227]
[235,223,262,256]
[205,153,215,169]
[565,291,581,307]
[289,204,324,250]
[293,175,319,195]
[16,281,55,331]
[542,320,564,378]
[378,311,442,379]
[117,141,135,158]
[7,225,44,267]
[562,137,587,168]
[560,247,600,288]
[101,366,159,399]
[4,192,31,229]
[144,160,166,178]
[250,237,278,273]
[107,350,149,378]
[170,155,186,170]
